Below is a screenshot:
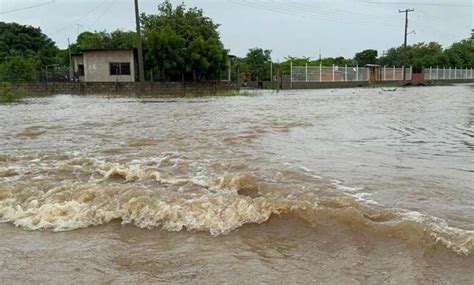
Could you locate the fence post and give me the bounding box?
[290,61,293,89]
[449,67,451,79]
[443,67,446,80]
[402,65,405,80]
[393,66,396,80]
[270,62,273,82]
[429,66,432,80]
[305,63,308,82]
[356,65,359,81]
[383,66,386,81]
[471,68,473,79]
[436,66,439,80]
[332,64,335,82]
[319,63,322,82]
[454,67,457,79]
[344,65,348,81]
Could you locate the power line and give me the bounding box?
[0,1,56,15]
[51,0,111,35]
[366,1,471,7]
[90,0,118,27]
[229,1,400,28]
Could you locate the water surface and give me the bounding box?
[1,86,473,283]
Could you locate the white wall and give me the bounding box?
[83,50,135,82]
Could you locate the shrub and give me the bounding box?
[0,83,26,103]
[0,56,38,83]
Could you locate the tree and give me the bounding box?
[141,1,220,43]
[444,39,474,68]
[0,22,57,66]
[144,26,186,80]
[188,37,228,80]
[0,56,38,82]
[142,0,228,81]
[246,48,272,81]
[354,49,378,66]
[378,40,473,72]
[73,30,136,50]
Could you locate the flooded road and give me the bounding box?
[1,85,473,283]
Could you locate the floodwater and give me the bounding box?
[0,85,473,284]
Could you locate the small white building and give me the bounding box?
[72,49,136,82]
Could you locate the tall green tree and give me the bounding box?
[188,37,228,80]
[142,0,228,81]
[354,49,378,66]
[245,48,272,81]
[0,22,57,66]
[141,1,220,43]
[144,26,186,80]
[444,39,474,68]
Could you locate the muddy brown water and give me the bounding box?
[1,86,473,284]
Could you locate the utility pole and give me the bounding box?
[67,38,73,81]
[134,0,145,83]
[399,9,415,49]
[399,8,414,81]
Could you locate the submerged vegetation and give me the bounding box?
[183,90,255,98]
[0,83,26,103]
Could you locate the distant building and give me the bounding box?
[72,49,136,82]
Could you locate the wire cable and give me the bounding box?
[0,1,56,15]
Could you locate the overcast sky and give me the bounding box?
[0,0,472,60]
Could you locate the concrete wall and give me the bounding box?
[244,76,474,90]
[82,50,135,83]
[290,81,369,89]
[10,81,238,96]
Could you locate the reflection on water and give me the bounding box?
[0,86,473,283]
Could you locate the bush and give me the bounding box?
[0,83,26,103]
[0,56,38,83]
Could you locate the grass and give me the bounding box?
[0,83,26,103]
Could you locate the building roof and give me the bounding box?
[72,48,136,56]
[81,48,135,52]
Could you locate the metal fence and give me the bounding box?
[381,66,412,81]
[423,67,474,80]
[291,64,411,82]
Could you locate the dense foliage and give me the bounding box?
[354,49,378,66]
[0,22,57,66]
[244,48,272,81]
[0,83,26,103]
[142,0,228,81]
[378,40,473,72]
[0,22,59,83]
[0,56,38,82]
[72,30,136,51]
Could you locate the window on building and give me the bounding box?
[110,63,131,76]
[78,64,84,76]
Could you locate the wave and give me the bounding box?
[0,163,472,256]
